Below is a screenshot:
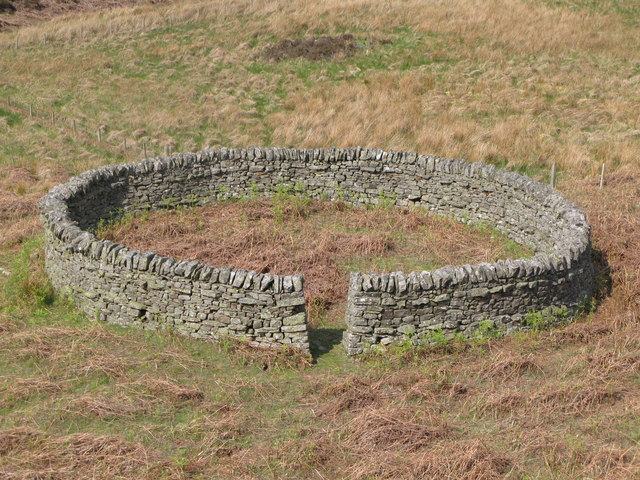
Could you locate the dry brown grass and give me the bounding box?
[221,336,313,370]
[0,426,182,479]
[0,162,72,248]
[3,0,638,56]
[517,429,640,480]
[345,406,450,453]
[2,326,137,376]
[270,68,639,175]
[0,0,173,30]
[0,0,636,178]
[314,374,410,417]
[480,380,627,420]
[67,393,150,419]
[479,350,544,382]
[143,378,205,403]
[0,375,63,403]
[564,345,640,380]
[346,437,512,480]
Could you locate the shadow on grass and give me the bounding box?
[591,247,612,309]
[308,327,345,361]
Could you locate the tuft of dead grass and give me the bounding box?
[410,440,513,480]
[0,376,63,403]
[67,393,149,419]
[480,380,626,420]
[552,321,614,345]
[563,345,640,381]
[177,406,248,461]
[585,446,640,480]
[144,378,205,403]
[316,375,384,416]
[345,406,450,453]
[0,426,40,455]
[0,426,182,479]
[221,336,313,370]
[347,438,512,480]
[3,327,137,377]
[314,371,444,417]
[480,350,544,382]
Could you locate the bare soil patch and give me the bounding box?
[262,34,360,61]
[99,197,531,326]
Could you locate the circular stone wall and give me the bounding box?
[38,147,594,355]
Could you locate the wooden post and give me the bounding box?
[550,163,557,188]
[28,104,33,117]
[599,163,606,189]
[97,129,102,143]
[51,111,55,124]
[72,119,76,132]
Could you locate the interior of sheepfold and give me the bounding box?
[95,186,533,360]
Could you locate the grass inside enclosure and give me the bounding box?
[98,195,531,328]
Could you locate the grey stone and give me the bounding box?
[39,147,593,359]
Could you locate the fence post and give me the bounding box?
[97,129,102,143]
[599,164,606,190]
[550,163,557,189]
[72,119,77,132]
[28,104,33,117]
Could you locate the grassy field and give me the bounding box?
[0,0,639,478]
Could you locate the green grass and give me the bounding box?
[0,107,22,127]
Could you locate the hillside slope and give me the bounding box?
[0,1,638,478]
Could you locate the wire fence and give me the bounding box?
[0,94,178,162]
[0,94,608,189]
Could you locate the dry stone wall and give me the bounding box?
[39,147,594,356]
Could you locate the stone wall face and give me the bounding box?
[39,147,594,355]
